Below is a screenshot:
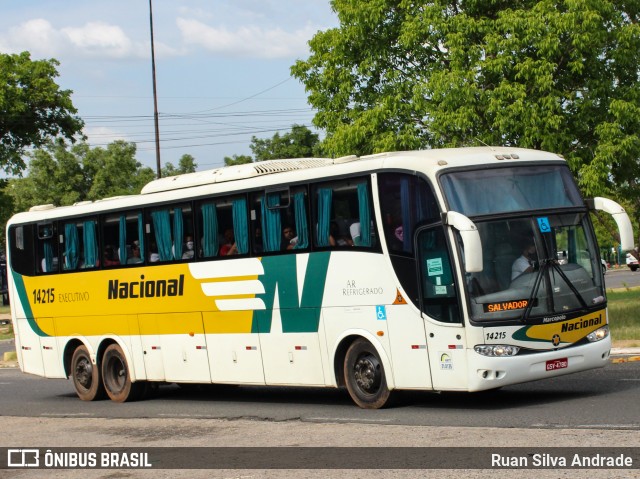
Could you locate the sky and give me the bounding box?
[0,0,339,173]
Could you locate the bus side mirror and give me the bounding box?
[445,211,483,273]
[589,197,635,252]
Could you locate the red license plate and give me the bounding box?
[546,358,568,371]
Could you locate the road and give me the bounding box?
[0,361,638,428]
[0,362,639,479]
[604,266,640,289]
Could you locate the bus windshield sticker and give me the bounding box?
[427,258,443,276]
[537,217,551,233]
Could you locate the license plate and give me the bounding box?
[546,358,568,371]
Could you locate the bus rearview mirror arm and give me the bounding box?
[587,197,635,252]
[444,211,483,273]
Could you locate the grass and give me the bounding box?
[606,287,640,347]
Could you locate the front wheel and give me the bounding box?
[71,345,105,401]
[101,344,143,402]
[344,338,392,409]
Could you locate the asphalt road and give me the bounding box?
[0,360,638,429]
[604,266,640,289]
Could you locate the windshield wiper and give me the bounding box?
[521,259,588,322]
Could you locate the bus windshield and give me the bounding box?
[462,213,605,322]
[440,164,583,216]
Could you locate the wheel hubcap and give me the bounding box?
[353,354,381,394]
[75,357,93,389]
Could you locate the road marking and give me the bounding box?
[611,356,640,363]
[41,413,92,417]
[533,424,640,430]
[306,417,392,423]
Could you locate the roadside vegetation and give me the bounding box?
[606,288,640,346]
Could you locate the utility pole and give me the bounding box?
[149,0,162,178]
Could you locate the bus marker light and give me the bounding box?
[448,345,463,349]
[196,345,206,350]
[377,331,384,336]
[189,332,194,337]
[246,346,257,350]
[294,346,307,350]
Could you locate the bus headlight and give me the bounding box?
[474,345,520,357]
[586,325,609,342]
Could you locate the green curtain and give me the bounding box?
[173,208,183,259]
[83,220,98,268]
[64,223,79,270]
[201,203,219,257]
[357,183,372,247]
[137,213,145,260]
[43,241,53,272]
[261,193,281,252]
[293,192,308,249]
[119,215,127,264]
[317,188,332,247]
[152,210,173,261]
[232,198,248,254]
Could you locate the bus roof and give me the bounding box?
[8,147,565,224]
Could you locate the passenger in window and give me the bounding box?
[282,225,297,250]
[182,235,195,259]
[127,244,143,264]
[386,225,404,251]
[219,228,238,255]
[103,245,120,266]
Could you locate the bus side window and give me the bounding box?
[10,224,36,276]
[148,205,193,262]
[313,177,378,249]
[37,223,59,273]
[251,187,309,254]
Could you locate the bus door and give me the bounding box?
[416,226,469,390]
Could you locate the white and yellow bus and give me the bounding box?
[6,147,635,408]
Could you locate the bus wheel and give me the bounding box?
[71,345,105,401]
[101,344,141,402]
[344,338,392,409]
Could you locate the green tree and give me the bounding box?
[224,154,253,166]
[250,124,320,160]
[7,140,154,213]
[162,153,198,177]
[292,1,640,229]
[0,52,84,174]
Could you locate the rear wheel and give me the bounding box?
[101,343,143,402]
[71,345,105,401]
[344,338,392,409]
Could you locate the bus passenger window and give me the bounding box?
[103,211,144,266]
[313,178,377,249]
[37,223,59,273]
[148,205,193,262]
[251,187,309,254]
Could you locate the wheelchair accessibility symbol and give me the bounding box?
[376,305,387,321]
[537,217,551,234]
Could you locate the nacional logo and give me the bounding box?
[551,334,561,347]
[107,274,184,300]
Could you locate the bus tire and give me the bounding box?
[101,343,142,402]
[344,338,392,409]
[71,344,105,401]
